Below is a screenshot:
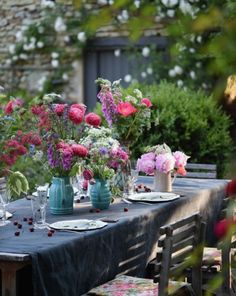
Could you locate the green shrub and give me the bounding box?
[128,81,233,177]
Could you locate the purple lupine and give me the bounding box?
[97,90,117,127]
[61,149,73,171]
[47,143,60,168]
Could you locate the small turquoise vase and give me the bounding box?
[90,179,111,210]
[49,176,74,215]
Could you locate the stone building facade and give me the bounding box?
[0,0,164,104]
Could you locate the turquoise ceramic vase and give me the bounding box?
[49,176,74,215]
[90,179,111,210]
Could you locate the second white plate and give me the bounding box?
[49,219,108,231]
[128,192,180,203]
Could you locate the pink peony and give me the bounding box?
[155,153,175,174]
[137,158,155,175]
[71,144,88,157]
[54,104,67,116]
[68,107,84,125]
[117,102,137,117]
[85,112,101,127]
[140,152,156,161]
[141,98,152,108]
[173,151,189,168]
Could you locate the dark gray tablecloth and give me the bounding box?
[0,178,228,296]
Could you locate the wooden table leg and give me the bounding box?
[0,261,29,296]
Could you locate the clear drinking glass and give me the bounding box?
[0,187,11,226]
[72,174,84,201]
[31,186,48,229]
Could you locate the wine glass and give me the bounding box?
[31,185,48,229]
[71,174,84,201]
[0,187,11,226]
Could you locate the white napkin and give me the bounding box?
[0,210,13,219]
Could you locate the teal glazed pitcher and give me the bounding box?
[90,179,111,210]
[49,177,74,214]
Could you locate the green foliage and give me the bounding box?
[127,81,232,177]
[7,170,29,197]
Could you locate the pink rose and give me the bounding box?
[173,151,189,168]
[71,144,88,157]
[141,152,156,161]
[68,107,84,125]
[117,102,137,117]
[155,153,175,173]
[85,112,101,127]
[141,98,152,108]
[54,104,67,116]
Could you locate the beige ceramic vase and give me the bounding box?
[153,170,172,192]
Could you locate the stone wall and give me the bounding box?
[0,0,164,101]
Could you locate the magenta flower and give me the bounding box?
[117,102,137,117]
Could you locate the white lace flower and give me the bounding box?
[190,71,196,79]
[174,65,183,75]
[54,17,66,32]
[124,74,132,83]
[9,44,16,54]
[142,47,150,57]
[177,80,183,87]
[114,49,121,57]
[168,69,176,77]
[147,67,153,75]
[141,72,147,78]
[37,41,44,48]
[51,52,59,59]
[77,32,86,42]
[51,60,59,68]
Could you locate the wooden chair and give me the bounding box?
[184,163,217,179]
[86,213,206,296]
[200,197,236,295]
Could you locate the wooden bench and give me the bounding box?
[184,163,217,179]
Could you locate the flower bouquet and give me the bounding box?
[137,143,189,192]
[0,96,33,196]
[96,78,153,150]
[81,127,129,208]
[29,94,102,214]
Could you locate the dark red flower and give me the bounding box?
[141,98,152,108]
[31,105,45,115]
[85,112,101,127]
[71,144,88,157]
[226,179,236,197]
[82,180,88,190]
[68,107,84,125]
[4,99,23,114]
[70,103,86,115]
[54,104,67,116]
[214,218,236,239]
[83,169,94,180]
[30,134,42,146]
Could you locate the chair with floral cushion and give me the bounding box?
[86,213,206,296]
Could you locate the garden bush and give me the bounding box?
[94,80,233,177]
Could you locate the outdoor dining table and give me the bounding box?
[0,177,228,296]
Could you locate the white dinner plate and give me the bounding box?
[128,192,180,203]
[49,219,108,231]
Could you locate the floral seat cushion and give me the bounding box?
[87,275,190,296]
[203,247,222,265]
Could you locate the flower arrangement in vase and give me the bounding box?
[81,127,129,209]
[29,94,102,214]
[0,95,38,196]
[137,143,189,192]
[95,78,153,150]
